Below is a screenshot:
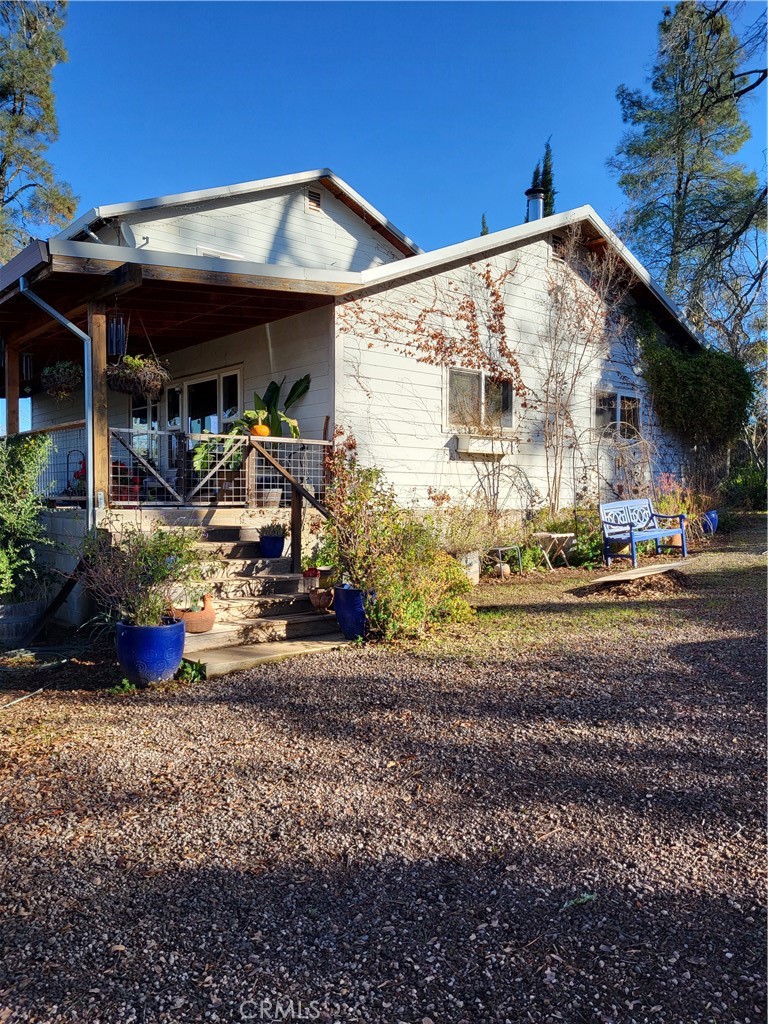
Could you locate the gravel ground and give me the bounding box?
[0,521,765,1024]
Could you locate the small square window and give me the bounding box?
[449,368,514,432]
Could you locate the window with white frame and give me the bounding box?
[448,368,514,432]
[595,389,641,439]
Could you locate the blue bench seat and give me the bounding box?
[599,498,687,569]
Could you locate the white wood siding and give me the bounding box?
[336,238,688,511]
[94,184,402,273]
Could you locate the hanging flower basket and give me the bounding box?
[40,360,84,401]
[106,354,171,402]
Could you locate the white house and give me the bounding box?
[0,167,697,530]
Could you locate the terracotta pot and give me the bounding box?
[309,588,334,613]
[172,594,215,633]
[250,424,270,437]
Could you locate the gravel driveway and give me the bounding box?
[1,521,765,1023]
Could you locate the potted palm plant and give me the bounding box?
[80,520,218,687]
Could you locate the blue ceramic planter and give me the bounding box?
[333,585,372,641]
[702,510,719,534]
[260,535,285,558]
[115,619,185,688]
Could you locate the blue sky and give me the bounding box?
[51,0,766,253]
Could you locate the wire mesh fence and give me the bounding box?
[106,430,331,507]
[35,424,88,504]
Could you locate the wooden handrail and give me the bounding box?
[7,420,86,438]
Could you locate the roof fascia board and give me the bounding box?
[0,239,49,295]
[48,238,364,289]
[56,168,423,255]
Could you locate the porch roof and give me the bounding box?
[0,241,349,397]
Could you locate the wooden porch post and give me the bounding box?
[87,302,109,506]
[4,337,19,435]
[291,487,303,574]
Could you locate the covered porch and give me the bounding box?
[0,239,345,521]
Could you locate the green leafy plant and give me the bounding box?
[106,354,172,402]
[641,336,753,450]
[107,678,137,696]
[174,658,206,683]
[40,360,83,401]
[324,435,473,639]
[248,374,311,438]
[80,518,219,627]
[720,464,767,511]
[0,434,53,602]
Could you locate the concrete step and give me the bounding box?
[183,612,340,654]
[196,540,264,559]
[194,634,346,678]
[208,574,303,599]
[215,593,313,622]
[213,556,292,578]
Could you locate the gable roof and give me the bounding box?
[57,168,423,258]
[345,205,703,349]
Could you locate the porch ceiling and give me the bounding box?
[0,262,335,397]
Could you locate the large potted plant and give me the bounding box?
[80,520,218,687]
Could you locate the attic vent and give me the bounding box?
[307,188,322,212]
[551,235,565,261]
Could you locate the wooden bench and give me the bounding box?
[599,498,687,569]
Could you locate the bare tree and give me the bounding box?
[531,227,634,514]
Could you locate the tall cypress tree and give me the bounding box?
[525,145,556,220]
[480,213,489,236]
[0,1,76,262]
[541,140,556,216]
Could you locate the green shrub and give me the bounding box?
[324,437,473,640]
[0,434,52,601]
[642,341,753,449]
[720,464,767,511]
[81,518,219,626]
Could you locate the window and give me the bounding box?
[184,369,242,435]
[595,390,641,439]
[448,368,514,431]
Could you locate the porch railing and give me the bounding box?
[108,429,331,508]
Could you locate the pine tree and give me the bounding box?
[480,213,489,236]
[0,1,77,262]
[541,139,556,217]
[609,1,765,353]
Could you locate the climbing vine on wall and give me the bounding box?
[637,311,754,449]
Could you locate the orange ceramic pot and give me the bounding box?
[172,594,215,634]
